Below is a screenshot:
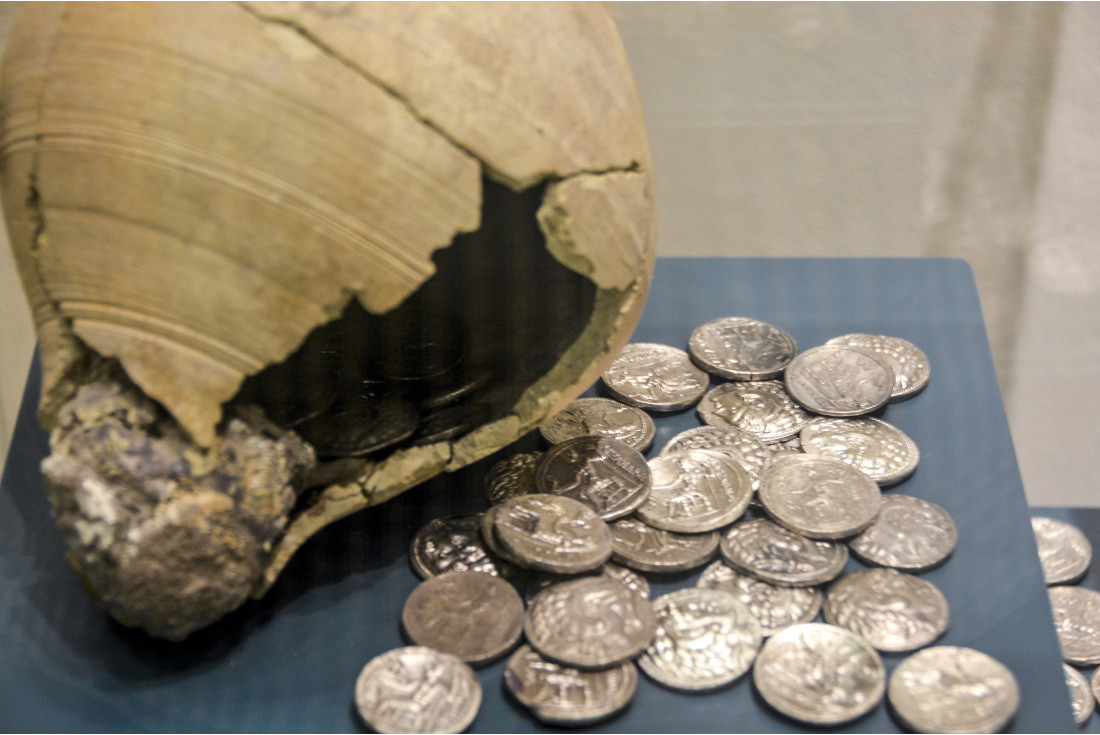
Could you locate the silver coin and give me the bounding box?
[1033,516,1093,586]
[847,494,957,572]
[827,333,931,402]
[538,397,655,452]
[888,646,1019,734]
[687,317,798,381]
[823,568,949,653]
[1050,586,1100,665]
[608,516,719,573]
[504,644,637,726]
[1066,663,1095,725]
[753,623,885,726]
[1091,666,1100,716]
[409,514,508,579]
[534,436,651,521]
[661,426,772,491]
[720,517,848,587]
[525,575,657,669]
[492,494,612,575]
[799,416,919,485]
[401,571,525,665]
[634,449,753,533]
[758,454,882,539]
[638,588,763,691]
[354,646,481,734]
[601,342,709,411]
[770,434,803,454]
[477,504,528,570]
[524,562,651,606]
[784,344,894,417]
[696,381,810,442]
[696,560,822,637]
[483,451,541,505]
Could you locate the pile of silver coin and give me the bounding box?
[352,316,1024,733]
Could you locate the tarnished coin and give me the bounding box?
[784,344,894,417]
[696,381,810,442]
[601,342,710,411]
[848,494,957,572]
[720,517,848,587]
[754,623,885,726]
[409,514,508,579]
[823,568,949,653]
[799,416,919,485]
[661,426,772,491]
[638,588,763,691]
[827,333,931,402]
[758,454,882,539]
[696,560,822,637]
[888,646,1019,733]
[534,436,651,521]
[525,575,657,669]
[1033,516,1093,585]
[687,317,798,381]
[483,451,541,505]
[297,394,419,457]
[1065,663,1095,725]
[354,646,481,734]
[1050,586,1100,665]
[608,516,719,573]
[492,494,612,574]
[635,449,753,533]
[538,397,655,452]
[524,563,651,606]
[401,571,524,665]
[504,644,637,726]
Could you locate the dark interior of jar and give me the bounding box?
[230,177,598,469]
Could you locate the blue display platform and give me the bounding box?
[0,258,1074,732]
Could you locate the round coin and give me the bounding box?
[525,575,657,669]
[696,381,810,442]
[297,394,419,457]
[758,454,882,539]
[634,449,753,533]
[409,514,508,580]
[483,451,541,505]
[827,333,931,402]
[754,623,885,725]
[638,588,763,691]
[1050,586,1100,665]
[888,646,1019,733]
[847,494,957,572]
[687,317,798,381]
[601,342,710,411]
[492,494,612,574]
[799,416,919,485]
[720,517,848,587]
[1065,663,1095,725]
[1032,516,1093,585]
[538,397,655,452]
[608,516,719,573]
[784,344,894,417]
[534,436,651,521]
[661,426,772,491]
[524,563,651,606]
[354,646,481,734]
[504,644,638,726]
[1090,666,1100,717]
[823,568,949,653]
[401,571,525,665]
[696,560,822,637]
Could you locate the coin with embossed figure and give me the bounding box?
[1065,663,1094,725]
[720,517,848,587]
[492,494,612,575]
[888,646,1019,734]
[608,516,719,573]
[799,416,919,485]
[697,381,810,443]
[754,623,885,726]
[823,568,949,653]
[524,563,651,606]
[483,451,542,505]
[1090,667,1100,716]
[759,454,882,539]
[638,588,762,691]
[539,397,656,452]
[696,560,822,637]
[1050,586,1100,665]
[354,646,481,734]
[525,575,657,669]
[601,342,710,411]
[409,514,510,580]
[784,344,894,417]
[504,644,638,726]
[661,426,772,491]
[401,571,524,665]
[1032,516,1093,585]
[827,333,930,402]
[534,436,651,521]
[635,449,753,533]
[688,317,798,381]
[848,494,957,572]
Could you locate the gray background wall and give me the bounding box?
[1,2,1097,506]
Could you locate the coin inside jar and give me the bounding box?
[534,436,651,521]
[601,342,709,411]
